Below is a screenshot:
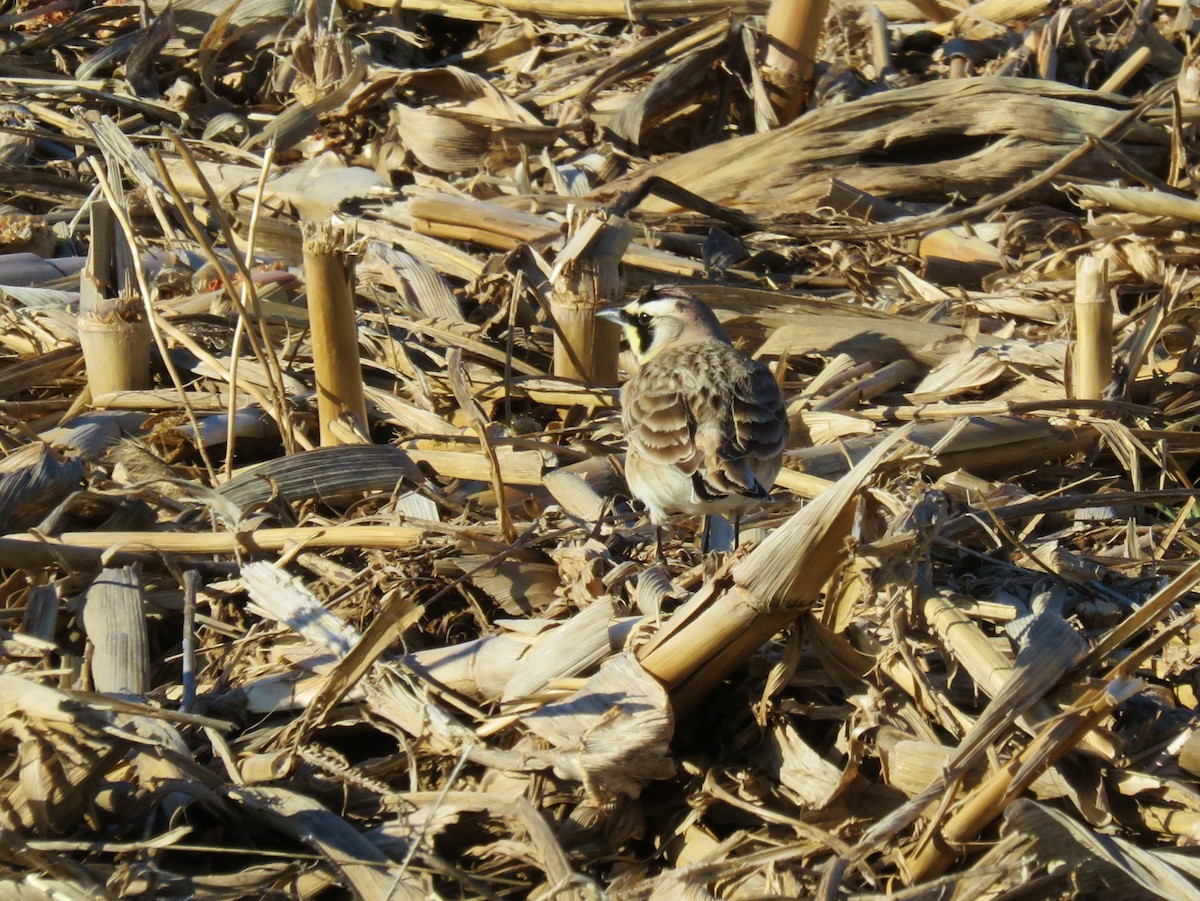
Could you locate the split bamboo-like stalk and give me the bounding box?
[77,199,151,398]
[549,211,632,386]
[922,592,1112,758]
[301,220,369,446]
[762,0,831,123]
[904,673,1138,881]
[1099,45,1152,94]
[20,584,59,643]
[901,560,1200,882]
[1068,183,1200,223]
[1070,255,1112,403]
[638,428,909,711]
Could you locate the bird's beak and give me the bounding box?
[596,307,626,325]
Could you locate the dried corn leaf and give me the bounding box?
[392,67,553,173]
[227,786,427,900]
[763,721,847,809]
[466,557,561,615]
[0,444,83,533]
[615,78,1165,214]
[522,653,674,800]
[1004,799,1200,900]
[908,344,1008,403]
[81,566,149,696]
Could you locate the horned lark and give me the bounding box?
[600,287,789,541]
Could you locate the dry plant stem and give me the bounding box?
[902,562,1200,883]
[1077,557,1200,672]
[181,570,198,714]
[151,146,297,455]
[151,154,282,387]
[907,695,1123,883]
[1,526,424,555]
[83,565,149,695]
[1073,181,1200,221]
[549,212,631,386]
[163,136,294,446]
[151,153,243,304]
[226,144,278,474]
[902,660,1144,882]
[1156,495,1197,561]
[864,6,896,80]
[77,199,151,397]
[763,0,831,123]
[790,415,1094,483]
[226,786,418,901]
[165,135,270,315]
[671,509,855,712]
[408,191,706,278]
[447,348,517,543]
[151,152,247,330]
[1099,45,1152,93]
[21,585,58,643]
[0,537,152,569]
[79,115,178,246]
[227,316,249,467]
[606,174,761,230]
[301,220,369,447]
[922,591,1111,757]
[1070,255,1112,402]
[285,589,424,747]
[86,155,219,484]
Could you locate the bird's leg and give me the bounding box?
[701,515,734,554]
[734,514,742,550]
[656,524,665,563]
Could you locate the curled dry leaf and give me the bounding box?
[391,66,555,172]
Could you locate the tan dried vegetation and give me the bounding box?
[2,0,1200,896]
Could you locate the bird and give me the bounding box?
[599,286,789,552]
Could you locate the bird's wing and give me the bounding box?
[624,351,787,502]
[730,362,790,467]
[622,367,703,476]
[699,359,788,498]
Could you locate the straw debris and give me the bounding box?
[3,0,1200,896]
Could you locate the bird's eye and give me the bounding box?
[635,312,652,325]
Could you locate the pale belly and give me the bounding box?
[625,450,781,523]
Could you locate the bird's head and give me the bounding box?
[599,287,730,364]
